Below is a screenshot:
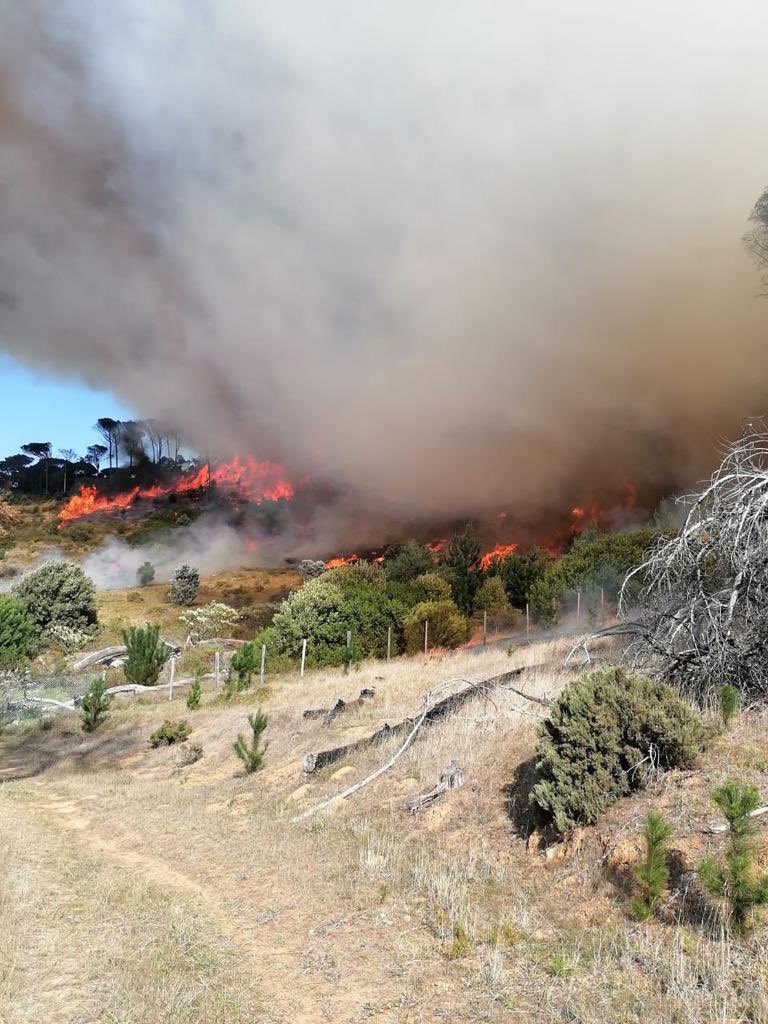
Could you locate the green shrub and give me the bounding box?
[444,526,482,615]
[631,810,673,920]
[168,564,199,606]
[530,667,703,835]
[234,709,268,773]
[493,548,550,610]
[137,560,155,586]
[81,676,111,733]
[186,676,202,710]
[229,640,261,689]
[718,685,739,730]
[149,719,191,747]
[384,540,436,582]
[403,600,470,653]
[474,576,512,616]
[121,624,170,685]
[412,572,452,603]
[180,602,241,642]
[13,560,97,634]
[0,594,36,668]
[698,781,768,933]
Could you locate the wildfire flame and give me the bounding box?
[325,554,359,569]
[479,542,518,570]
[58,454,293,524]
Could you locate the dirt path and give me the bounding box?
[5,782,433,1024]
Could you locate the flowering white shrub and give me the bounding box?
[44,622,92,652]
[179,602,241,643]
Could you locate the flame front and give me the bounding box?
[58,455,293,523]
[479,542,518,570]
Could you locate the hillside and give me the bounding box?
[2,638,767,1023]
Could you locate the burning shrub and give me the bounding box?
[529,667,703,835]
[168,564,199,606]
[0,595,36,669]
[13,560,97,635]
[403,600,470,653]
[179,602,241,643]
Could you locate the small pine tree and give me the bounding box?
[121,624,170,685]
[81,676,111,733]
[229,641,260,690]
[698,780,768,933]
[233,709,269,773]
[718,685,739,729]
[168,564,200,606]
[0,594,36,668]
[631,810,673,920]
[186,675,202,710]
[137,560,156,587]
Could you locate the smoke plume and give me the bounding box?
[2,2,768,538]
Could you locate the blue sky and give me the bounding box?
[0,355,134,458]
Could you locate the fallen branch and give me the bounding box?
[301,668,529,778]
[406,760,464,813]
[72,640,180,672]
[303,688,375,724]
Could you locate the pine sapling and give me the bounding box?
[121,624,170,685]
[631,810,673,920]
[718,685,739,730]
[234,709,268,773]
[698,780,768,933]
[186,674,202,710]
[81,676,111,733]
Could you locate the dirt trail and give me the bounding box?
[14,782,419,1024]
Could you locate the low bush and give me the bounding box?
[699,781,768,933]
[403,600,470,653]
[168,564,199,606]
[530,667,704,834]
[0,594,36,668]
[13,560,97,634]
[234,709,268,773]
[180,602,241,643]
[186,676,202,710]
[122,624,170,685]
[149,719,191,747]
[81,676,111,733]
[177,740,203,766]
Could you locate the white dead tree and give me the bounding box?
[619,429,768,701]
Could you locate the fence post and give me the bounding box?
[526,603,530,637]
[168,655,176,702]
[346,629,352,651]
[483,610,487,645]
[424,619,429,655]
[260,643,266,685]
[386,626,392,661]
[214,650,220,688]
[300,638,307,677]
[576,590,581,624]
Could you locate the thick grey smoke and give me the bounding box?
[2,2,768,532]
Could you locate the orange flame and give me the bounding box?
[325,554,359,569]
[479,542,518,570]
[58,455,293,523]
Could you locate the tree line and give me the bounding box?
[0,417,190,495]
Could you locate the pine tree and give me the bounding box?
[186,675,202,710]
[631,810,673,920]
[168,564,200,606]
[121,624,170,685]
[233,709,269,773]
[137,561,155,587]
[698,780,768,933]
[81,676,111,733]
[718,685,739,729]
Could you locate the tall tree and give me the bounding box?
[445,525,482,616]
[20,442,52,494]
[86,444,108,472]
[0,454,33,488]
[117,421,146,468]
[59,448,78,493]
[94,418,121,471]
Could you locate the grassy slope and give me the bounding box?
[2,639,768,1023]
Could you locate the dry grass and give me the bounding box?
[2,640,768,1022]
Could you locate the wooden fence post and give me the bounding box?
[300,638,307,677]
[260,643,266,685]
[168,656,176,702]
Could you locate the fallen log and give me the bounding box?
[702,806,768,834]
[72,639,181,672]
[406,760,464,813]
[301,667,538,777]
[303,688,375,724]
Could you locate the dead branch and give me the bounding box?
[701,805,768,834]
[406,760,464,813]
[303,688,375,724]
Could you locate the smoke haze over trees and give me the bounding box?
[1,3,768,532]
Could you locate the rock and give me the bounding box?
[288,784,312,803]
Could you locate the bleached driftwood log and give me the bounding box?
[72,640,181,672]
[406,760,464,813]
